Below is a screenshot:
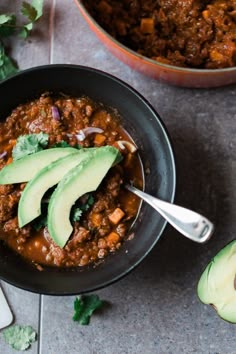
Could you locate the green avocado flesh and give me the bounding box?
[0,148,77,184]
[18,149,94,228]
[197,240,236,323]
[48,146,122,248]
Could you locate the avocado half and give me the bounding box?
[197,240,236,323]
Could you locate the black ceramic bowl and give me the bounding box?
[0,65,176,295]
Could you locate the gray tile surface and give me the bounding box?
[0,0,51,69]
[0,0,236,353]
[0,281,39,354]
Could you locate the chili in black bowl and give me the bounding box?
[0,65,175,295]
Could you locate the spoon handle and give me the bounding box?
[125,185,214,243]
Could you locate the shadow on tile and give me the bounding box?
[129,121,233,288]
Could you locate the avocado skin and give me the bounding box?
[48,146,122,248]
[18,149,95,228]
[197,240,236,323]
[0,147,77,184]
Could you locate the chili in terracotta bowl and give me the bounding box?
[75,0,236,88]
[0,65,175,295]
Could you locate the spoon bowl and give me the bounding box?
[126,184,214,243]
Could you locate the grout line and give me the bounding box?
[38,2,56,352]
[49,0,57,64]
[37,295,43,354]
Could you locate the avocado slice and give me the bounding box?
[197,240,236,323]
[0,148,77,184]
[48,146,122,248]
[18,149,95,228]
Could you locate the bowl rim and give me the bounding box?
[0,64,176,295]
[76,0,236,74]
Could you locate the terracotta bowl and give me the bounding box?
[75,0,236,88]
[0,65,176,295]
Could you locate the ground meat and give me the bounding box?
[3,217,31,245]
[106,172,123,197]
[0,184,14,195]
[19,225,32,239]
[48,244,67,267]
[66,227,91,250]
[3,217,19,233]
[0,194,19,223]
[98,248,108,258]
[84,0,236,69]
[97,216,112,236]
[92,195,110,213]
[97,238,107,249]
[27,116,62,134]
[116,223,127,237]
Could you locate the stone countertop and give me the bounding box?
[0,1,236,353]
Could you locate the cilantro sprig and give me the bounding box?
[72,208,83,222]
[0,0,44,80]
[52,140,82,149]
[33,214,47,231]
[72,194,95,222]
[52,140,72,148]
[2,325,37,351]
[12,132,49,161]
[0,43,18,80]
[73,295,104,325]
[33,193,95,230]
[20,0,43,38]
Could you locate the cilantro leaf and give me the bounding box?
[0,14,16,37]
[79,194,95,212]
[0,42,18,80]
[33,214,47,231]
[72,208,83,222]
[21,2,38,22]
[2,325,37,351]
[71,194,95,222]
[52,141,83,149]
[12,132,49,161]
[0,1,44,78]
[19,27,30,39]
[0,14,14,25]
[73,295,104,325]
[31,0,44,20]
[85,195,94,210]
[20,0,43,38]
[52,140,72,148]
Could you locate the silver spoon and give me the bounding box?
[125,184,214,243]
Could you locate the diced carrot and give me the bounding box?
[106,232,120,247]
[94,133,106,146]
[108,208,125,224]
[9,139,16,146]
[140,18,154,34]
[91,212,102,227]
[210,50,225,62]
[202,10,209,20]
